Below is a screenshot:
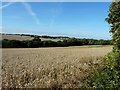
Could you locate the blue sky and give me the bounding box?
[2,2,112,39]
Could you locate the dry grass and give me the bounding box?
[2,46,112,88]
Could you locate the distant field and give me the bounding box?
[2,46,112,88]
[2,34,63,41]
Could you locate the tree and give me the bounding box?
[106,1,120,52]
[106,0,120,69]
[32,36,41,41]
[83,1,120,88]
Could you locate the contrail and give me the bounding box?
[1,0,40,25]
[0,2,15,9]
[0,0,18,9]
[49,2,63,28]
[21,2,40,25]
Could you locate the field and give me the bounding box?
[2,34,63,42]
[2,46,112,88]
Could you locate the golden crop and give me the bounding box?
[2,46,112,88]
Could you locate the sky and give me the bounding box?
[1,2,112,39]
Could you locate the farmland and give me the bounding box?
[2,46,112,88]
[1,34,63,42]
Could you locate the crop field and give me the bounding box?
[2,46,112,88]
[2,34,63,42]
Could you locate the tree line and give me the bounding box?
[1,36,112,48]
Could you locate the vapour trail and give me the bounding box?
[49,2,63,28]
[0,2,15,9]
[21,2,40,25]
[1,0,40,25]
[0,0,19,9]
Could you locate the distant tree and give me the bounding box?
[67,38,79,46]
[32,36,41,41]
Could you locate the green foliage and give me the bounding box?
[106,1,120,52]
[83,1,120,88]
[2,38,111,48]
[2,39,23,48]
[83,52,120,88]
[32,36,41,41]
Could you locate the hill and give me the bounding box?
[1,33,65,42]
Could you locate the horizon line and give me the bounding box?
[1,33,112,40]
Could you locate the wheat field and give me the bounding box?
[2,46,112,88]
